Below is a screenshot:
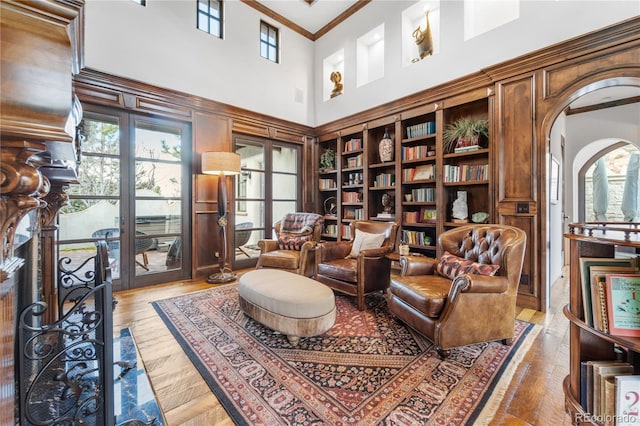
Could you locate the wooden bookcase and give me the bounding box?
[563,223,640,425]
[315,91,493,252]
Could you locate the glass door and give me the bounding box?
[58,107,191,290]
[233,136,301,270]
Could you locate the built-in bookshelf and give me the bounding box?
[317,135,339,240]
[315,92,492,253]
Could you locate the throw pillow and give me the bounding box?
[436,251,500,279]
[347,230,386,258]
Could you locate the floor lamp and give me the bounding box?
[202,151,241,283]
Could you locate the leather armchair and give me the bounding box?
[315,220,399,310]
[256,213,323,277]
[386,224,526,359]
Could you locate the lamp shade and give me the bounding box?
[202,151,241,175]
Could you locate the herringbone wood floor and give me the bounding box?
[113,270,573,425]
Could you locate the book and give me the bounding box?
[589,266,637,333]
[606,274,640,337]
[454,144,480,153]
[616,375,640,425]
[579,258,638,327]
[604,376,616,426]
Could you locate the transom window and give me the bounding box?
[197,0,223,38]
[260,21,279,63]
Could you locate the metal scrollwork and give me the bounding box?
[18,242,114,425]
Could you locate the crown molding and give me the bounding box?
[240,0,370,41]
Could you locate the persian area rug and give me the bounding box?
[152,284,539,425]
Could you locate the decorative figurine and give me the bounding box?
[412,11,433,60]
[452,191,468,222]
[330,71,344,98]
[382,192,394,215]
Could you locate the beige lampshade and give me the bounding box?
[202,151,241,175]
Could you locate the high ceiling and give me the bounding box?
[259,0,359,34]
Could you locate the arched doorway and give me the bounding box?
[542,78,640,311]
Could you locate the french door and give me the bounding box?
[232,135,301,270]
[58,106,191,290]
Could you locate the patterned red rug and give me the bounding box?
[152,283,539,425]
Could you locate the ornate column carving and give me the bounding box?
[38,182,70,323]
[0,140,49,277]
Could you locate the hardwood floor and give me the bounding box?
[113,270,573,425]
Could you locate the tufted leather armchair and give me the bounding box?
[256,214,324,277]
[386,224,526,359]
[314,220,399,311]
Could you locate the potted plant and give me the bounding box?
[319,148,336,172]
[443,117,489,153]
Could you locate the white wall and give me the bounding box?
[84,0,314,125]
[83,0,639,127]
[313,0,639,125]
[548,112,565,295]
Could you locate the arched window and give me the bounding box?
[581,143,640,222]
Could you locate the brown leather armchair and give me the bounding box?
[387,224,526,359]
[315,220,399,310]
[256,213,324,277]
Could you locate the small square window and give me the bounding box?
[197,0,223,39]
[260,21,279,63]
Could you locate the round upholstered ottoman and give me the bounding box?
[238,269,336,346]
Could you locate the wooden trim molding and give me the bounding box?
[73,68,314,142]
[240,0,371,41]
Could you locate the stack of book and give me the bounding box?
[579,360,639,424]
[578,257,640,337]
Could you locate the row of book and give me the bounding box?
[341,191,363,203]
[401,145,434,160]
[406,121,436,139]
[341,224,353,239]
[319,178,336,190]
[401,230,432,246]
[408,187,436,202]
[373,173,395,187]
[580,360,639,425]
[344,138,362,152]
[579,256,640,337]
[443,164,488,182]
[323,224,338,237]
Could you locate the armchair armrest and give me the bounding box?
[399,255,437,276]
[258,239,279,253]
[317,241,352,262]
[359,246,392,258]
[452,274,509,294]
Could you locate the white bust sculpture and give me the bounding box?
[452,191,468,221]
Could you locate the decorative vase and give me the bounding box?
[379,129,394,162]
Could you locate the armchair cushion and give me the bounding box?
[389,275,452,318]
[436,251,500,280]
[348,230,386,258]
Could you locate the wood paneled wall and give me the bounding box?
[315,16,640,311]
[72,17,640,309]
